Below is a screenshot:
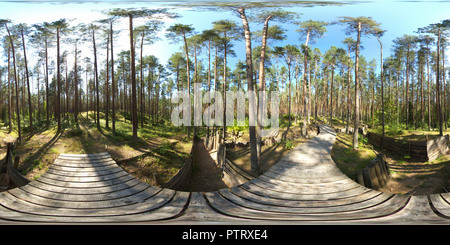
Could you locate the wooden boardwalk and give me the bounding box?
[1,125,450,224]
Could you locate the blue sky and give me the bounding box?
[1,0,450,84]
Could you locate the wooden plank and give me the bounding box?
[429,194,450,219]
[262,170,348,184]
[219,188,395,214]
[48,163,120,173]
[2,186,169,211]
[46,166,124,177]
[204,191,410,221]
[35,173,137,188]
[27,177,143,195]
[15,181,152,202]
[255,175,361,194]
[53,158,117,167]
[227,186,382,208]
[37,169,130,183]
[239,181,369,201]
[0,189,189,222]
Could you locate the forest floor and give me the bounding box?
[0,112,192,186]
[2,115,450,194]
[332,124,450,195]
[185,136,229,192]
[377,147,450,195]
[227,122,317,176]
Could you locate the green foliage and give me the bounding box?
[66,128,83,137]
[358,134,368,147]
[284,139,295,150]
[153,141,174,155]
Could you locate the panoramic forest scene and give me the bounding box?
[1,0,450,225]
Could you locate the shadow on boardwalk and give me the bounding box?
[185,137,229,192]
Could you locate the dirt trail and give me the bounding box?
[185,137,229,192]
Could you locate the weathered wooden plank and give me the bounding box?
[370,195,449,224]
[219,188,395,214]
[2,186,169,211]
[37,169,130,183]
[0,190,189,223]
[228,186,382,208]
[46,166,124,177]
[15,181,151,202]
[48,163,120,173]
[254,176,361,195]
[35,173,136,188]
[53,158,117,167]
[204,191,410,221]
[239,181,369,201]
[428,194,450,219]
[27,177,143,195]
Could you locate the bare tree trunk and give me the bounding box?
[330,66,335,126]
[257,14,272,161]
[303,30,310,136]
[105,34,110,129]
[140,32,144,128]
[111,22,116,134]
[437,30,443,136]
[238,7,259,174]
[377,35,385,136]
[74,43,79,122]
[7,47,12,133]
[346,47,351,134]
[45,40,49,128]
[21,29,33,134]
[427,43,431,131]
[182,32,191,138]
[353,22,361,149]
[129,14,138,141]
[442,43,446,129]
[56,27,61,133]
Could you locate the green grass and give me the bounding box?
[5,110,193,184]
[331,133,377,180]
[369,124,448,141]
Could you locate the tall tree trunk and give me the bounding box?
[288,64,292,129]
[140,32,144,128]
[86,63,89,119]
[346,47,351,134]
[377,35,385,136]
[406,46,411,129]
[129,14,138,141]
[437,29,443,136]
[442,43,446,129]
[74,43,79,123]
[92,26,100,128]
[353,22,361,149]
[238,7,258,174]
[65,57,69,120]
[314,58,319,124]
[182,32,191,138]
[37,65,40,122]
[56,27,61,133]
[303,29,310,136]
[223,31,227,143]
[21,29,33,134]
[206,39,212,147]
[257,14,272,161]
[330,66,334,126]
[45,40,50,128]
[7,47,12,133]
[105,34,110,129]
[427,42,431,131]
[111,22,116,134]
[421,60,424,126]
